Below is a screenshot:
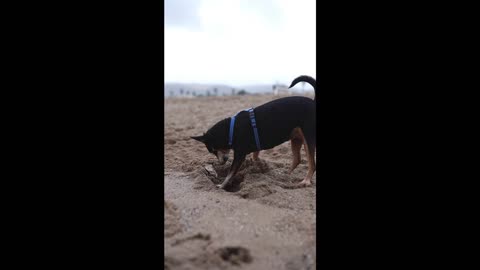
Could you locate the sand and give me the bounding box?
[164,93,316,270]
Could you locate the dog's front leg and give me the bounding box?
[216,151,246,189]
[253,151,260,161]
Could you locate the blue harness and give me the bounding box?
[228,107,261,151]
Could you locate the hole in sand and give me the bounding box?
[215,246,253,265]
[202,158,272,192]
[206,163,244,192]
[223,174,244,192]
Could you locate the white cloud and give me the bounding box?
[165,0,316,86]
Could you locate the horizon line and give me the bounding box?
[164,81,290,86]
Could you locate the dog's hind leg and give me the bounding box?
[298,142,316,187]
[298,126,316,187]
[217,151,246,189]
[288,138,303,174]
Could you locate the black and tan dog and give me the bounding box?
[192,75,317,189]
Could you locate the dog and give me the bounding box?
[191,75,317,189]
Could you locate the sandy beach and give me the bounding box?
[164,93,316,270]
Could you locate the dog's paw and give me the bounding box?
[298,179,312,187]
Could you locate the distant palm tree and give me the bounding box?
[180,89,184,96]
[237,89,247,95]
[213,88,218,96]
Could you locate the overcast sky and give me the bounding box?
[165,0,316,86]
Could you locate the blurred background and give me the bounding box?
[165,0,316,98]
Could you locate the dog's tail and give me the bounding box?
[288,75,318,101]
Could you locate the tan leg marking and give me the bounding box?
[299,142,316,187]
[253,151,260,161]
[288,139,303,173]
[217,171,234,189]
[288,128,305,174]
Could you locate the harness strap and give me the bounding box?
[247,108,261,151]
[228,115,236,146]
[228,107,261,151]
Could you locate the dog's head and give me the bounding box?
[191,133,231,164]
[191,118,232,164]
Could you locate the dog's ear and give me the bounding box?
[191,135,206,143]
